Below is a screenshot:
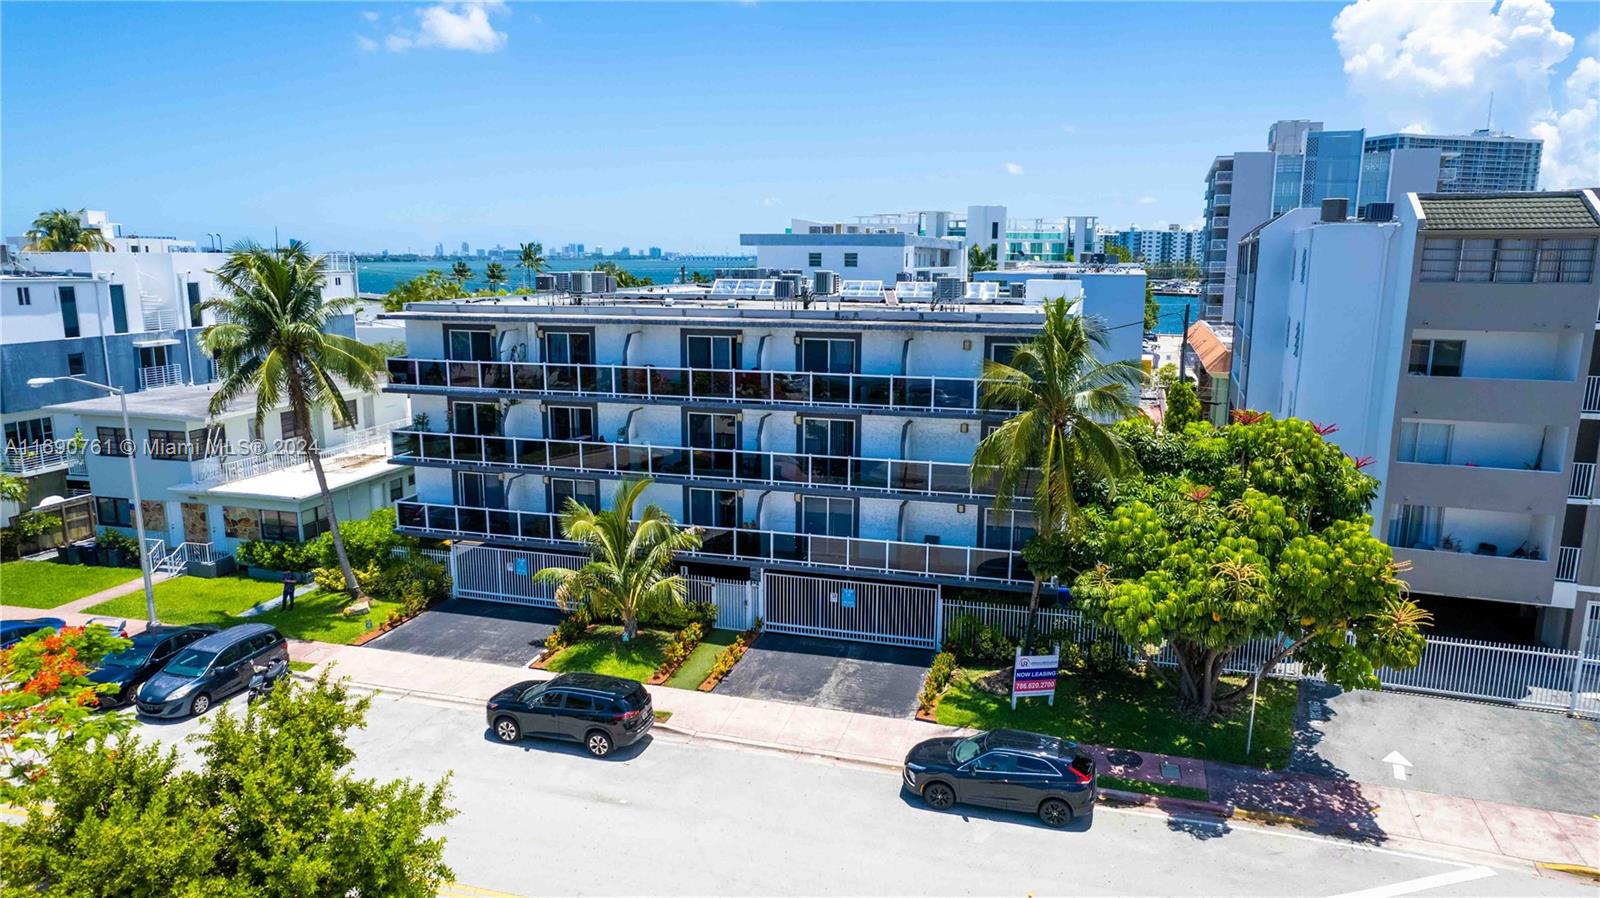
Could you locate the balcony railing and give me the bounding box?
[140,364,184,391]
[395,498,1028,585]
[1572,462,1595,500]
[1557,546,1581,582]
[1586,376,1600,413]
[391,430,1016,500]
[191,418,405,485]
[1,445,80,476]
[386,358,1013,416]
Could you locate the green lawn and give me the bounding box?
[934,668,1297,770]
[1100,775,1210,801]
[664,628,740,689]
[82,578,396,646]
[0,561,143,609]
[289,661,315,673]
[546,625,671,681]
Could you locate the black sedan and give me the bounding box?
[89,624,218,708]
[903,728,1097,827]
[486,673,653,757]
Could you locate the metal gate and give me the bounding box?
[686,574,759,631]
[761,571,938,649]
[451,543,582,607]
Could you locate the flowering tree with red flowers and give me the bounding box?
[0,625,130,796]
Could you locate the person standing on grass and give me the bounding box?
[281,570,297,611]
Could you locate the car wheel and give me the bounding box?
[922,782,956,810]
[585,729,613,757]
[1038,798,1072,828]
[189,693,211,717]
[493,716,521,743]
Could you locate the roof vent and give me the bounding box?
[1321,198,1349,223]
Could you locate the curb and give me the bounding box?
[1536,863,1600,883]
[1097,787,1234,819]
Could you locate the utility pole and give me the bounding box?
[1178,304,1191,381]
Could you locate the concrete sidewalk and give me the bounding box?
[303,643,1598,873]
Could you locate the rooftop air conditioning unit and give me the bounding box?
[813,270,839,295]
[1007,282,1026,299]
[534,274,557,291]
[553,271,573,291]
[1362,202,1395,222]
[1321,198,1349,222]
[935,276,963,301]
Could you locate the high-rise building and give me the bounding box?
[434,243,445,258]
[1229,189,1600,648]
[460,241,470,257]
[649,247,662,258]
[1103,225,1205,265]
[1359,130,1543,208]
[1202,151,1274,323]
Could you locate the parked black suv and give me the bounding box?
[903,728,1097,827]
[136,624,290,718]
[486,673,653,757]
[91,624,218,707]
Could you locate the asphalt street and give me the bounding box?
[137,691,1589,898]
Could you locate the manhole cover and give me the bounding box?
[1160,761,1181,779]
[1106,749,1143,768]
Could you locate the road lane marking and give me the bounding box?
[1382,750,1413,781]
[1326,865,1496,898]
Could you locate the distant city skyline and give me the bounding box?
[3,1,1595,251]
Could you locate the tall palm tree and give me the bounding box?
[24,209,112,252]
[517,242,546,291]
[971,296,1145,651]
[199,242,385,599]
[484,262,508,293]
[534,479,703,642]
[450,260,473,289]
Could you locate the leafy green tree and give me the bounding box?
[535,478,702,642]
[592,260,652,289]
[450,260,473,288]
[690,271,711,285]
[972,297,1145,652]
[484,262,508,292]
[23,209,111,252]
[1164,378,1202,432]
[0,473,27,505]
[0,625,131,798]
[1103,243,1133,263]
[383,269,466,312]
[967,244,997,273]
[1071,415,1429,717]
[201,243,385,599]
[0,674,455,897]
[1143,279,1160,333]
[517,241,546,291]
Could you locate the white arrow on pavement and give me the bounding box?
[1381,750,1413,781]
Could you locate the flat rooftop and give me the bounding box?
[44,378,376,421]
[174,450,400,503]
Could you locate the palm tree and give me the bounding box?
[533,479,703,642]
[517,242,546,291]
[199,242,385,600]
[450,260,473,289]
[24,209,112,252]
[484,262,508,293]
[971,296,1145,651]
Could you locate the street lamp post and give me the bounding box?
[28,376,157,625]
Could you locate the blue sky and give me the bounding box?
[3,2,1596,253]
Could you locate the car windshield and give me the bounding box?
[163,648,215,678]
[101,646,153,668]
[952,737,982,765]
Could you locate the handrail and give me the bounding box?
[140,364,184,390]
[190,418,404,485]
[395,498,1028,585]
[385,357,1018,415]
[390,429,1019,500]
[2,445,77,475]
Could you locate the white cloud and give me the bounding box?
[356,34,378,52]
[1004,162,1025,176]
[1136,195,1157,205]
[761,197,781,207]
[1331,0,1594,187]
[363,10,380,23]
[383,2,508,54]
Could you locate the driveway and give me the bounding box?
[713,632,931,718]
[368,599,560,667]
[1293,681,1600,816]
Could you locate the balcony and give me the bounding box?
[1572,462,1595,500]
[140,364,184,391]
[2,445,81,476]
[386,358,1012,417]
[191,419,404,485]
[1586,376,1600,414]
[1557,546,1581,583]
[395,499,1028,586]
[391,429,1013,501]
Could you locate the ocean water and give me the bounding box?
[1152,292,1204,335]
[356,258,728,294]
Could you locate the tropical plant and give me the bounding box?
[592,261,652,289]
[0,625,132,798]
[22,209,111,252]
[450,260,473,288]
[199,242,385,600]
[1103,243,1133,263]
[484,262,508,292]
[0,473,27,505]
[383,270,466,312]
[533,479,701,642]
[971,296,1145,652]
[1165,378,1202,432]
[690,271,711,285]
[1143,279,1160,333]
[517,241,546,291]
[967,244,997,273]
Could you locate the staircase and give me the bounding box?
[142,539,224,577]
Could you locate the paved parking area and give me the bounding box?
[1293,681,1600,816]
[368,599,559,667]
[713,632,931,719]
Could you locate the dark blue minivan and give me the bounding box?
[136,623,289,718]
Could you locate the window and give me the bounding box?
[546,405,595,441]
[301,505,330,539]
[447,328,495,362]
[108,284,128,333]
[58,286,80,338]
[97,426,129,457]
[280,410,306,443]
[455,472,505,508]
[333,399,359,430]
[452,401,500,436]
[799,337,856,373]
[258,510,299,542]
[689,488,739,528]
[685,334,735,369]
[1420,237,1596,283]
[334,277,342,286]
[1408,339,1465,377]
[1014,756,1060,775]
[1397,422,1454,464]
[988,340,1024,365]
[801,417,853,456]
[563,693,596,712]
[550,477,599,511]
[1388,504,1442,550]
[5,417,54,449]
[807,252,822,268]
[186,282,203,328]
[843,252,858,268]
[543,331,593,365]
[95,497,132,527]
[991,222,1000,240]
[801,496,854,537]
[137,345,169,370]
[216,643,247,668]
[16,286,30,306]
[147,429,190,460]
[688,412,737,449]
[982,508,1037,552]
[189,427,222,458]
[389,477,405,502]
[971,752,1019,773]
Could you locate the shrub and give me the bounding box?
[942,614,1016,667]
[917,652,958,715]
[640,599,718,630]
[654,621,708,679]
[312,565,348,594]
[702,621,761,687]
[236,540,317,572]
[1084,640,1131,678]
[96,529,140,556]
[388,557,449,615]
[304,509,414,571]
[545,609,591,653]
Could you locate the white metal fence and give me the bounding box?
[450,543,581,607]
[685,574,760,631]
[764,571,938,649]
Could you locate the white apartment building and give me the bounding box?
[1230,190,1600,649]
